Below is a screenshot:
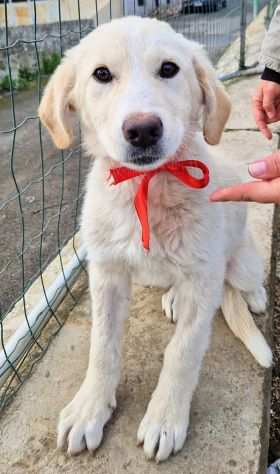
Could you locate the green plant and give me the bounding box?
[15,67,38,90]
[41,52,61,75]
[0,52,61,93]
[16,76,29,90]
[0,75,16,92]
[18,67,37,83]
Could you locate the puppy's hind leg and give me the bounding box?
[224,233,271,367]
[226,234,267,314]
[162,286,177,323]
[57,262,131,455]
[222,283,272,368]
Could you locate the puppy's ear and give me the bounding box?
[38,60,76,149]
[193,52,231,145]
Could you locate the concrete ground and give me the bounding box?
[0,90,89,317]
[0,8,278,474]
[216,7,267,76]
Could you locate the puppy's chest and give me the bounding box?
[86,174,205,265]
[149,179,195,246]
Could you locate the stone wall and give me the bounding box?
[0,19,94,81]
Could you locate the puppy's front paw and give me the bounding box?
[57,384,116,455]
[137,391,189,462]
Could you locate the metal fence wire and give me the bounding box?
[0,0,277,411]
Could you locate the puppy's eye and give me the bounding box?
[159,62,179,79]
[93,67,113,83]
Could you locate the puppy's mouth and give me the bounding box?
[131,155,160,165]
[126,145,164,169]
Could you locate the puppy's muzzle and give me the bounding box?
[122,114,163,149]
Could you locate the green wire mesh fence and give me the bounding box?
[0,0,276,412]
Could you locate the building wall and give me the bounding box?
[0,0,123,28]
[124,0,181,15]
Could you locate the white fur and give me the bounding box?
[39,16,272,463]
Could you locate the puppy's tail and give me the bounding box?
[221,284,272,368]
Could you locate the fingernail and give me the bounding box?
[248,160,267,177]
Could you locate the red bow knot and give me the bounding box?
[109,160,209,251]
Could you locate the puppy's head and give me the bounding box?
[39,16,230,170]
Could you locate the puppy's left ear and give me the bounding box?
[193,53,231,145]
[38,60,76,149]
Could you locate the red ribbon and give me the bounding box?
[109,160,209,251]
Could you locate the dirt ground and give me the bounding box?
[0,89,90,317]
[269,205,280,463]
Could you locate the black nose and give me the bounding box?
[122,115,163,148]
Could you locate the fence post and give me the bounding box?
[253,0,259,17]
[265,0,278,29]
[239,0,247,70]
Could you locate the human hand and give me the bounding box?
[252,81,280,140]
[210,151,280,203]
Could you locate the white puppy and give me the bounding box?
[39,16,272,463]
